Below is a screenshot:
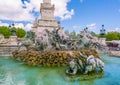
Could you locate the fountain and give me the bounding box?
[0,0,107,84]
[11,26,105,80]
[10,0,105,79]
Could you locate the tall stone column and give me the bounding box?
[40,0,54,20]
[43,0,51,3]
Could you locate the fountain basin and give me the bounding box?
[0,54,120,85]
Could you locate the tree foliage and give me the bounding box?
[0,26,11,38]
[0,26,26,38]
[15,28,26,38]
[93,32,120,41]
[104,32,120,41]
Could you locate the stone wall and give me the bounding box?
[0,45,18,56]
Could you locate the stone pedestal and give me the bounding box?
[9,36,18,45]
[99,38,106,46]
[0,34,4,43]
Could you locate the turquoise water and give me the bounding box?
[0,55,120,85]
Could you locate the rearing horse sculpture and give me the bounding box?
[66,52,104,75]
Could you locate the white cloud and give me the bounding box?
[0,0,34,21]
[73,25,81,29]
[118,9,120,13]
[108,27,120,32]
[14,23,24,28]
[0,21,9,26]
[72,23,97,32]
[60,9,74,20]
[0,0,74,21]
[86,23,96,29]
[71,25,83,33]
[52,0,74,20]
[25,23,33,31]
[14,23,33,31]
[80,0,84,3]
[0,21,32,31]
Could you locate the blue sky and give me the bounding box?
[0,0,120,33]
[60,0,120,33]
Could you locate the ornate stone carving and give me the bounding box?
[66,52,104,75]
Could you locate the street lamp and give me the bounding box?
[9,23,16,36]
[84,27,88,32]
[100,25,106,38]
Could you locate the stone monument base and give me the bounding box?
[66,71,104,81]
[9,36,18,45]
[99,38,106,46]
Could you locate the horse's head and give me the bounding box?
[69,59,76,69]
[97,59,104,70]
[100,62,104,70]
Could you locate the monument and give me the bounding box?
[32,0,64,40]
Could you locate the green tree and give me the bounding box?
[69,31,78,39]
[0,26,11,38]
[118,33,120,40]
[105,32,120,41]
[16,28,26,38]
[92,31,120,41]
[0,26,26,38]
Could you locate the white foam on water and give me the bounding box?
[0,73,15,85]
[16,80,26,85]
